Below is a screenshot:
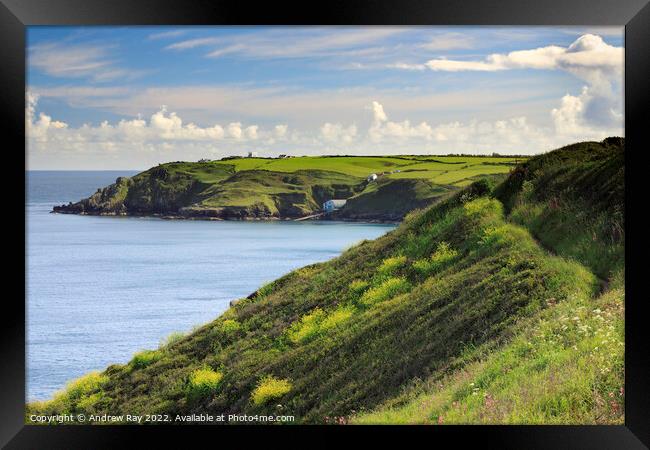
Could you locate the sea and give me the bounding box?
[26,171,396,401]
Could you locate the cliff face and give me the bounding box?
[332,178,455,222]
[52,155,529,221]
[51,163,456,221]
[53,164,367,220]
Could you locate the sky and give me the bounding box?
[26,26,624,170]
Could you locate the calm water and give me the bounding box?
[26,171,395,401]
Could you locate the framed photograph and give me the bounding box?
[3,0,648,447]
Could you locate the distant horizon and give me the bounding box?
[27,26,624,170]
[25,146,608,172]
[27,151,537,173]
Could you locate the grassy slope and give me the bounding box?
[31,140,623,425]
[354,138,625,424]
[54,156,520,219]
[334,177,455,221]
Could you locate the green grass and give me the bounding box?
[33,138,623,425]
[353,277,624,424]
[359,277,411,306]
[187,368,224,400]
[412,241,459,277]
[495,139,624,279]
[27,372,108,417]
[377,255,408,276]
[58,155,522,220]
[214,155,520,178]
[130,350,163,370]
[252,376,293,406]
[337,177,454,221]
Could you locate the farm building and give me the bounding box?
[323,199,347,212]
[367,173,378,182]
[247,151,259,158]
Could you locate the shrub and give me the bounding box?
[252,376,292,406]
[76,392,103,411]
[319,305,356,332]
[463,197,503,221]
[287,308,326,344]
[377,255,407,276]
[359,277,411,306]
[257,281,276,298]
[64,371,108,400]
[477,224,535,254]
[349,279,369,295]
[130,350,162,370]
[520,179,535,200]
[287,305,355,344]
[32,371,108,414]
[413,242,459,277]
[220,319,242,334]
[188,368,223,399]
[160,331,186,348]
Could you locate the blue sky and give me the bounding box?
[27,26,624,169]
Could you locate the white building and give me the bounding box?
[323,199,347,212]
[367,173,378,182]
[247,151,259,158]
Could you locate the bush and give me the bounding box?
[287,306,355,344]
[413,242,459,277]
[64,371,108,400]
[160,331,186,348]
[257,281,276,298]
[349,279,369,295]
[287,308,326,344]
[319,306,356,332]
[130,350,162,370]
[359,277,411,306]
[30,371,108,414]
[377,255,407,276]
[188,368,223,399]
[252,376,292,406]
[76,392,103,411]
[220,319,241,334]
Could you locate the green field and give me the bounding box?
[55,156,522,221]
[36,138,624,425]
[54,155,523,220]
[213,155,521,185]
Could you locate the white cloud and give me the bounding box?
[551,86,622,138]
[26,97,263,151]
[424,34,623,83]
[245,125,259,140]
[274,124,288,138]
[29,42,145,82]
[227,122,242,139]
[420,32,476,51]
[167,27,405,60]
[30,82,575,131]
[27,94,623,170]
[422,34,623,131]
[148,30,187,40]
[150,105,182,131]
[165,37,221,50]
[371,101,388,123]
[368,101,433,142]
[386,63,426,71]
[320,123,357,144]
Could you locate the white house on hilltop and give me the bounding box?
[323,199,347,212]
[247,151,258,158]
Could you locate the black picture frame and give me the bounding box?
[2,0,648,448]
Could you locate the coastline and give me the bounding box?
[50,209,402,225]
